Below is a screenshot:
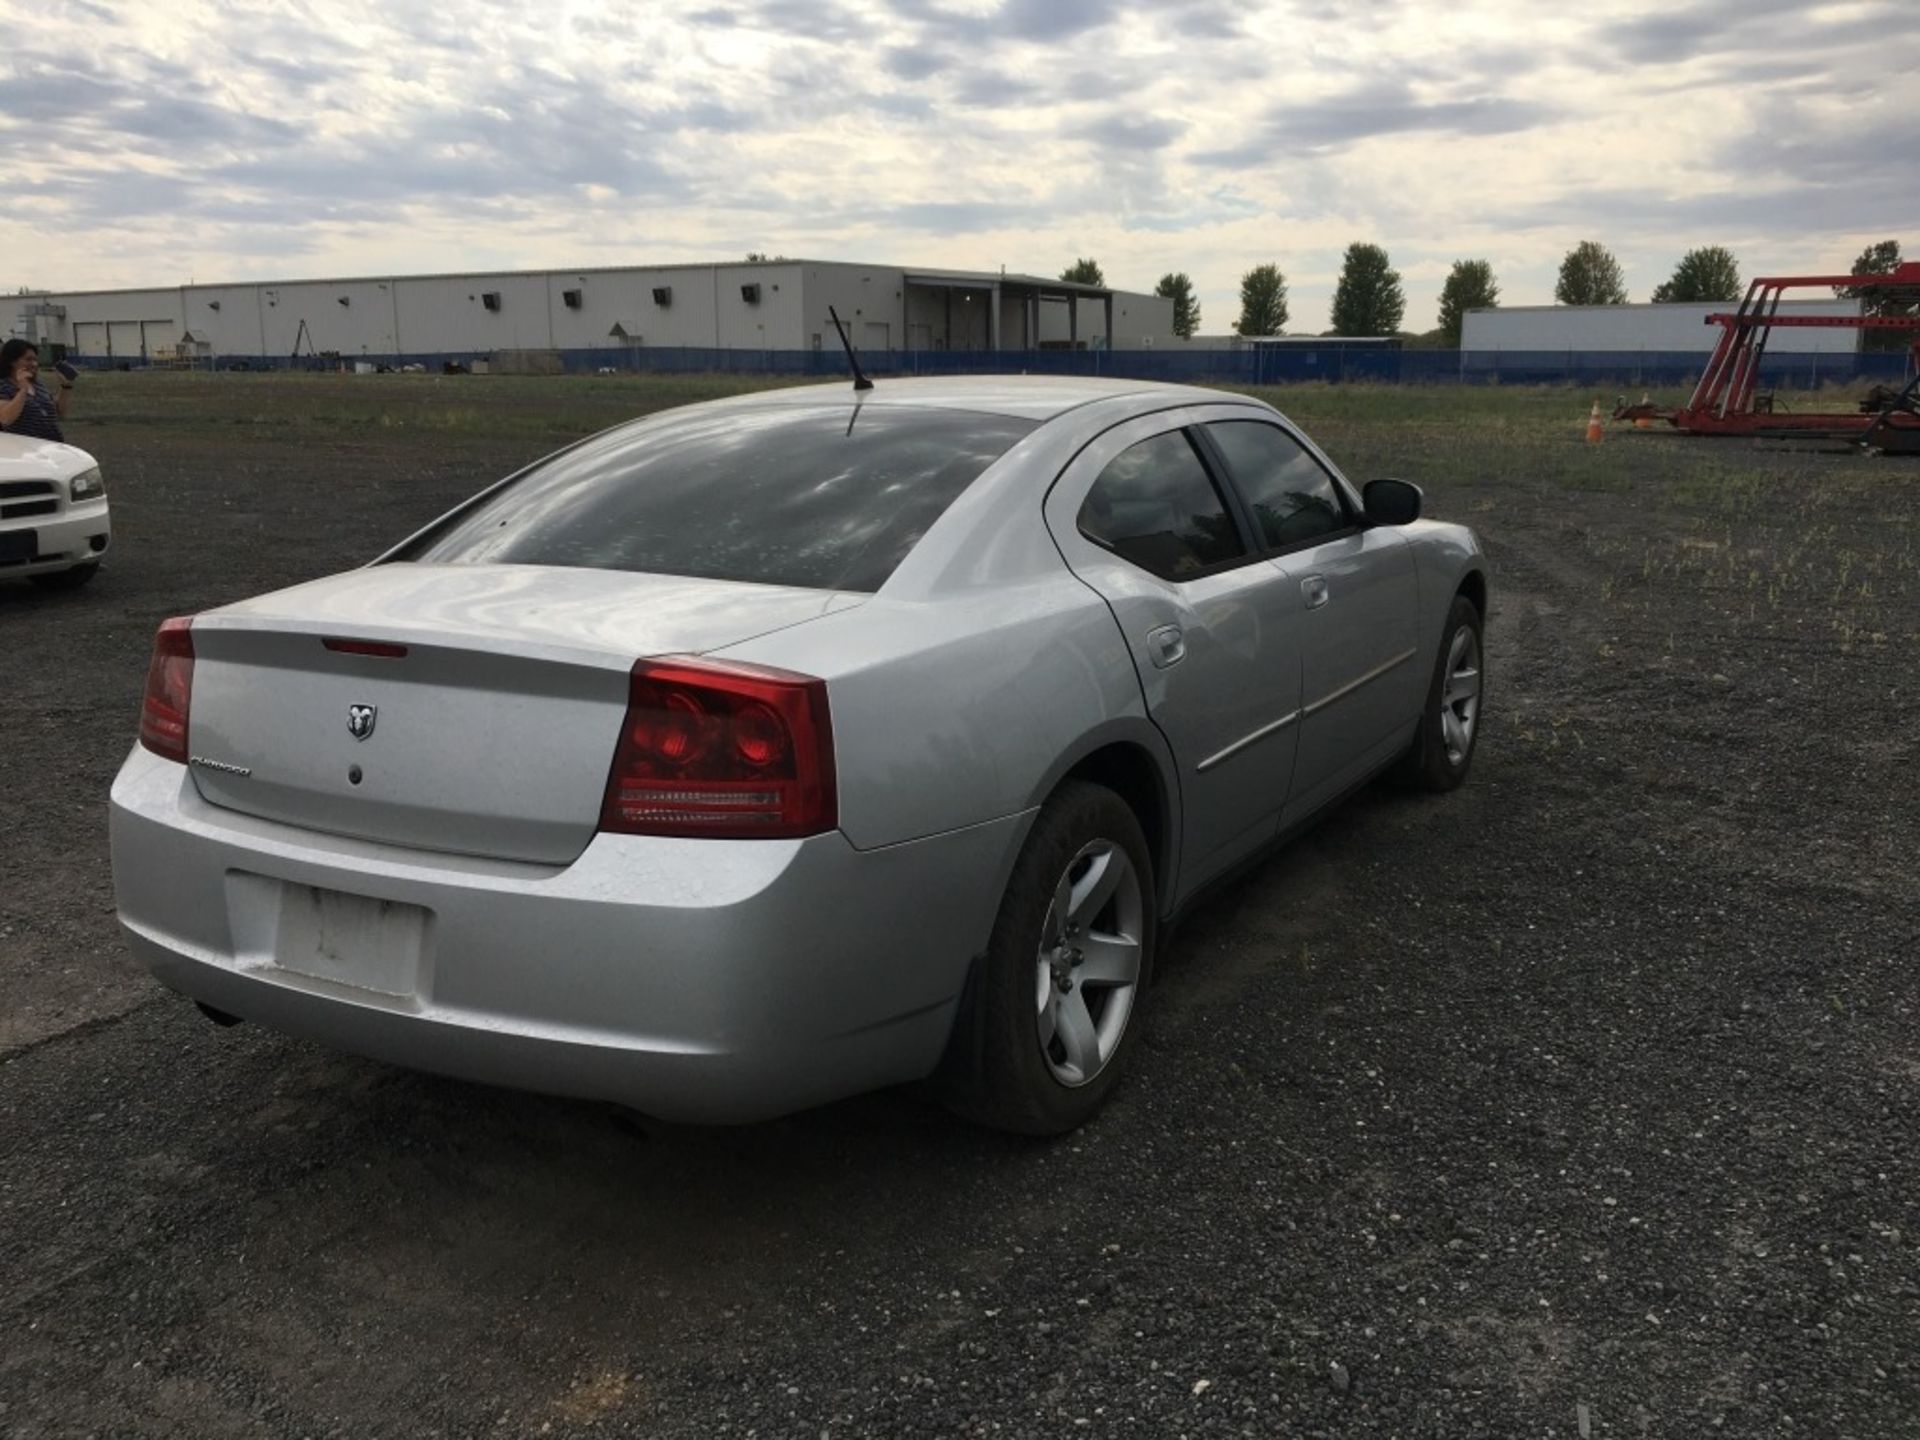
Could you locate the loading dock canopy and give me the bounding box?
[903,268,1114,351]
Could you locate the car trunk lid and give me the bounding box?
[184,563,862,864]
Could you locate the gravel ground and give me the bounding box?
[2,377,1916,1438]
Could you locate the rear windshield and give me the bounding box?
[396,404,1036,592]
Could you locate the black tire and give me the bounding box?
[29,562,99,591]
[943,781,1157,1135]
[1397,593,1484,792]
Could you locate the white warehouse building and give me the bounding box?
[1462,298,1862,355]
[10,259,1176,366]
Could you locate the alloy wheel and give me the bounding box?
[1440,624,1481,767]
[1033,839,1145,1087]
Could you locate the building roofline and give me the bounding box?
[23,258,817,301]
[901,267,1112,295]
[21,258,1136,302]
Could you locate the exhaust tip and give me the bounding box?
[195,1001,244,1029]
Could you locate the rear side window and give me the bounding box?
[1077,430,1246,580]
[399,405,1036,592]
[1203,420,1352,550]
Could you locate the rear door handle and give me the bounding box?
[1301,575,1329,610]
[1146,625,1185,668]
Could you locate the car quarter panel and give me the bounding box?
[712,574,1153,855]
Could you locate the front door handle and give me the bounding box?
[1146,624,1186,668]
[1301,574,1329,610]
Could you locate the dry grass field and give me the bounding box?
[3,371,1916,1438]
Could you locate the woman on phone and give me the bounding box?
[0,339,75,443]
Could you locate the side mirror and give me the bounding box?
[1363,478,1422,526]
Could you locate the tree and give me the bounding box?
[1154,271,1201,338]
[1436,259,1499,346]
[1835,239,1902,294]
[1555,241,1628,306]
[1060,258,1105,286]
[1650,246,1741,303]
[1835,240,1915,350]
[1329,243,1405,337]
[1234,263,1289,336]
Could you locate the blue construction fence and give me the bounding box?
[71,346,1914,389]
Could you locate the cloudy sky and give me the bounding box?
[3,0,1914,333]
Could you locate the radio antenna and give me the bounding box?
[827,306,874,392]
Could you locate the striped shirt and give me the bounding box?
[0,380,65,443]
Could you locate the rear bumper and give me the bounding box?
[109,746,1030,1123]
[0,498,110,576]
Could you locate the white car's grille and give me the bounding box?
[0,480,61,522]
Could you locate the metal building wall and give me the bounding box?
[261,278,402,357]
[1103,293,1175,349]
[1464,298,1862,354]
[27,262,1175,361]
[1032,293,1174,349]
[185,285,269,355]
[546,266,732,350]
[58,288,186,360]
[801,263,911,352]
[391,274,555,354]
[715,263,807,349]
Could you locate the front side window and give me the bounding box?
[397,405,1036,593]
[1076,430,1246,580]
[1203,420,1351,550]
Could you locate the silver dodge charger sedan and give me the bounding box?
[110,377,1487,1132]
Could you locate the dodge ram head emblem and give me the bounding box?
[347,703,378,741]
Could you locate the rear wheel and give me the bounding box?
[944,781,1155,1134]
[1397,593,1484,792]
[29,562,98,590]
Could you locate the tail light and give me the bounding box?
[600,658,836,839]
[138,617,195,763]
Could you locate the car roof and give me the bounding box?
[685,374,1257,423]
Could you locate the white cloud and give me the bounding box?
[0,0,1913,331]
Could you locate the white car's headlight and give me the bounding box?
[68,466,105,502]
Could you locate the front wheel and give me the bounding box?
[943,781,1156,1135]
[1397,594,1484,792]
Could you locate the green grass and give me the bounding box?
[67,368,1891,452]
[59,367,1919,658]
[68,370,816,443]
[60,370,1910,531]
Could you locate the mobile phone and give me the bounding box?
[54,361,78,382]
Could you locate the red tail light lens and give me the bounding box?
[600,658,836,839]
[138,617,195,763]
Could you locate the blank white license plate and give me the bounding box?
[273,884,427,996]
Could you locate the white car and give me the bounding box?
[0,433,111,587]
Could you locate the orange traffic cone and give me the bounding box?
[1634,392,1652,429]
[1585,400,1605,444]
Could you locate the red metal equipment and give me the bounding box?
[1621,263,1920,451]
